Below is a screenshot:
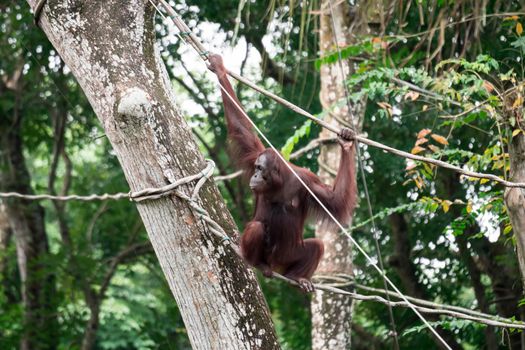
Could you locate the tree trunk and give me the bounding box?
[444,169,519,348]
[27,1,279,348]
[0,73,58,350]
[502,131,525,349]
[0,204,13,301]
[82,291,100,350]
[311,2,364,349]
[505,132,525,294]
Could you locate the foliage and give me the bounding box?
[281,120,312,159]
[2,0,525,349]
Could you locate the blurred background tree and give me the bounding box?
[1,0,525,349]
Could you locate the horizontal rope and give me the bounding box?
[130,160,215,202]
[153,0,525,189]
[204,218,525,330]
[0,136,339,200]
[0,136,335,199]
[309,280,525,330]
[0,191,127,202]
[0,160,215,203]
[1,157,230,241]
[313,274,525,328]
[27,0,525,333]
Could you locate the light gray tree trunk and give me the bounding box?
[26,1,279,348]
[505,133,525,294]
[311,1,366,349]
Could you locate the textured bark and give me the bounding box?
[505,132,525,293]
[472,238,522,317]
[311,2,363,349]
[0,73,58,350]
[27,1,279,349]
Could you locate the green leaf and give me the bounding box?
[280,120,312,160]
[315,42,373,69]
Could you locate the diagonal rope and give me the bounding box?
[215,78,451,349]
[151,0,525,189]
[326,1,399,348]
[3,164,525,330]
[21,1,525,335]
[148,2,451,347]
[3,160,525,332]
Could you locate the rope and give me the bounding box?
[305,275,525,330]
[214,76,451,350]
[25,0,525,337]
[1,160,228,239]
[0,160,215,202]
[150,1,450,346]
[27,158,502,336]
[0,138,339,198]
[328,0,399,350]
[194,212,525,331]
[326,1,399,348]
[33,0,48,26]
[4,182,522,331]
[202,223,525,331]
[152,0,525,189]
[351,281,517,322]
[156,0,210,59]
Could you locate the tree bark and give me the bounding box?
[27,1,279,349]
[311,2,363,349]
[505,132,525,294]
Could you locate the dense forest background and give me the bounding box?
[2,0,525,349]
